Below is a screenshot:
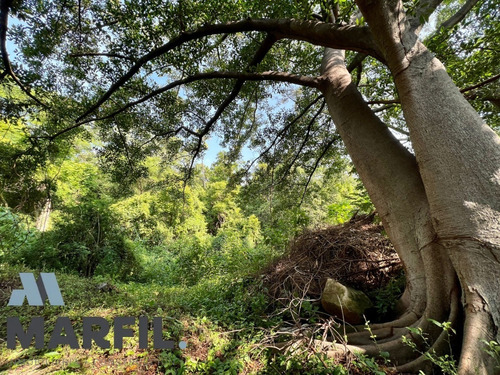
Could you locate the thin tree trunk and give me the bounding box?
[36,198,52,232]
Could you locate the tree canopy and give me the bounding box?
[2,1,496,184]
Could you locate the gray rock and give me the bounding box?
[321,278,373,324]
[97,282,118,293]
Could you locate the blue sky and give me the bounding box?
[203,134,225,165]
[203,134,258,166]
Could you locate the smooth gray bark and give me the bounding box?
[320,48,431,316]
[320,48,459,368]
[355,0,500,372]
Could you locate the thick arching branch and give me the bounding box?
[439,0,481,30]
[76,18,382,122]
[195,35,279,139]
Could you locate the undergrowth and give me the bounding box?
[0,261,405,374]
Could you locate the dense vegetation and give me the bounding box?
[1,0,499,373]
[1,88,379,373]
[0,100,370,278]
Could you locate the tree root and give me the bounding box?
[345,307,422,345]
[396,287,460,372]
[395,328,453,373]
[366,310,420,330]
[346,326,410,345]
[267,240,499,374]
[458,296,498,374]
[312,287,462,370]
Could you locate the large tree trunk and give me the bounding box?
[321,49,426,316]
[395,48,500,375]
[352,1,500,373]
[321,48,429,320]
[320,47,459,368]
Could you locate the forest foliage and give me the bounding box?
[0,87,372,283]
[0,0,499,373]
[0,86,375,373]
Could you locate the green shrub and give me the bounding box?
[368,272,406,320]
[268,349,348,375]
[402,320,458,374]
[0,206,36,264]
[110,184,207,246]
[12,200,140,280]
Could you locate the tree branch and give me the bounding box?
[408,0,444,31]
[184,34,280,182]
[299,136,337,206]
[372,104,396,113]
[197,35,279,140]
[232,86,259,146]
[46,71,319,141]
[362,74,500,107]
[76,18,382,122]
[68,52,136,61]
[367,99,400,105]
[386,123,410,136]
[347,52,367,72]
[482,96,500,108]
[439,0,481,30]
[460,73,500,94]
[244,95,324,175]
[139,125,196,148]
[275,100,326,185]
[0,0,47,107]
[115,124,135,173]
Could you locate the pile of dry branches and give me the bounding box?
[263,214,402,305]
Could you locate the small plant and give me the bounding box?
[481,339,500,371]
[352,353,387,375]
[159,350,185,375]
[369,273,405,319]
[270,348,348,375]
[402,320,458,375]
[363,320,391,366]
